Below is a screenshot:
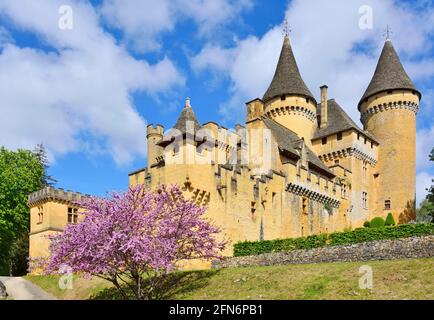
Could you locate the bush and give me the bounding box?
[385,213,396,226]
[370,217,385,228]
[363,221,371,228]
[233,223,434,257]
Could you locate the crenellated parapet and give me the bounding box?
[360,101,419,125]
[28,187,90,207]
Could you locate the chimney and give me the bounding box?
[320,85,328,128]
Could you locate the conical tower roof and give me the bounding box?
[358,40,421,109]
[263,36,315,103]
[173,97,202,134]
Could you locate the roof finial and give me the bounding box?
[384,25,393,42]
[283,19,291,38]
[185,97,191,108]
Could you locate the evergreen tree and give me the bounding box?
[33,144,57,187]
[428,148,434,201]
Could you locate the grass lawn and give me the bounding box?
[25,257,434,300]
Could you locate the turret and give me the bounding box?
[262,35,317,145]
[358,39,421,223]
[146,124,164,168]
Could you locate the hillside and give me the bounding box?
[25,257,434,300]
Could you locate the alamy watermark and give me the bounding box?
[58,5,74,30]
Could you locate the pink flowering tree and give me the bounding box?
[45,184,226,300]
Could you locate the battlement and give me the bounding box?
[28,186,90,207]
[147,124,164,137]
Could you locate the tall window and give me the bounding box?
[362,161,368,181]
[362,192,368,209]
[37,206,43,224]
[385,200,391,210]
[337,132,343,141]
[322,137,327,145]
[302,197,308,215]
[68,207,78,224]
[341,184,347,199]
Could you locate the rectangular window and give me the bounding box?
[322,137,327,145]
[385,200,391,210]
[362,161,368,181]
[302,197,308,215]
[68,207,79,224]
[335,159,340,165]
[357,133,360,140]
[37,206,43,224]
[337,132,343,141]
[362,192,368,209]
[272,192,276,206]
[251,202,256,216]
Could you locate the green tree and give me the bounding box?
[33,144,57,187]
[416,199,434,223]
[419,147,434,224]
[385,213,396,226]
[0,147,47,275]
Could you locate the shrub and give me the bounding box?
[363,221,371,228]
[233,223,434,257]
[385,213,396,226]
[370,217,385,228]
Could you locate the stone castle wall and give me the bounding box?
[214,235,434,268]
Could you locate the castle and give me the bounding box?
[28,35,420,265]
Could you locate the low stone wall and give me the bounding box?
[214,236,434,268]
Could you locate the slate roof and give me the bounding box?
[313,99,379,143]
[263,36,316,103]
[262,117,334,177]
[358,40,421,109]
[172,105,202,134]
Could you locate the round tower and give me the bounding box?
[263,36,317,145]
[358,39,421,223]
[146,124,164,168]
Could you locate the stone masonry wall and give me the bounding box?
[214,236,434,268]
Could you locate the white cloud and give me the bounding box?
[100,0,174,52]
[100,0,253,52]
[0,0,184,165]
[191,0,434,125]
[417,126,434,171]
[416,171,434,207]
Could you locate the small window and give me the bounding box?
[306,98,310,103]
[362,192,368,209]
[281,95,285,101]
[37,206,43,224]
[251,202,256,216]
[337,132,343,141]
[68,207,79,224]
[302,197,308,215]
[357,133,360,140]
[272,192,276,206]
[385,200,391,210]
[322,137,327,145]
[371,142,374,149]
[335,159,340,165]
[364,137,367,144]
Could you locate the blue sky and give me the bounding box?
[0,0,433,205]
